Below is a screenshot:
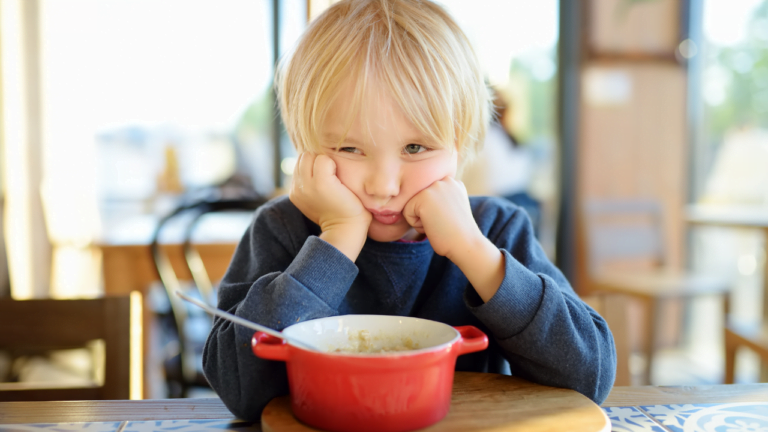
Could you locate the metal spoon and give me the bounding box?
[175,290,319,352]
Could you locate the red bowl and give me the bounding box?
[252,314,488,432]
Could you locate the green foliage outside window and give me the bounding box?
[704,1,768,143]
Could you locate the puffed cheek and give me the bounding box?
[331,160,366,193]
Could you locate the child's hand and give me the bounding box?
[404,176,505,303]
[403,176,482,260]
[290,152,371,261]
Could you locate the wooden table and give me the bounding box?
[603,383,768,431]
[686,204,768,320]
[262,372,608,432]
[96,212,252,398]
[604,382,768,406]
[3,376,768,431]
[686,204,768,382]
[0,372,610,431]
[98,212,252,298]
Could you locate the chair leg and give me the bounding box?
[724,329,737,384]
[723,293,736,384]
[642,297,659,386]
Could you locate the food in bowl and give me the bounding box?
[252,314,488,432]
[330,329,420,353]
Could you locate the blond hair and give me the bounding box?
[275,0,491,163]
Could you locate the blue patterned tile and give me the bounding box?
[603,406,667,432]
[123,419,258,432]
[642,402,768,432]
[0,422,123,432]
[639,404,703,431]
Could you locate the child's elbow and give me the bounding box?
[591,367,615,405]
[588,339,617,405]
[202,358,265,422]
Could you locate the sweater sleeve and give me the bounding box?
[464,199,616,404]
[202,201,358,421]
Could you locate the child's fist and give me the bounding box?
[290,152,371,233]
[403,177,483,260]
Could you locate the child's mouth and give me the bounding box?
[369,210,401,225]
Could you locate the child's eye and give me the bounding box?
[404,144,427,154]
[338,147,362,154]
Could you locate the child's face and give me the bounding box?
[320,80,458,242]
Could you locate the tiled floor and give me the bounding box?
[604,402,768,432]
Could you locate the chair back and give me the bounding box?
[150,197,266,397]
[0,296,131,401]
[583,199,667,275]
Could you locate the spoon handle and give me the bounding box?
[175,290,314,351]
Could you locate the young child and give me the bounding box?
[203,0,616,421]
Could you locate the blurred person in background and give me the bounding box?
[465,88,541,237]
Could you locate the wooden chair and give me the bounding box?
[150,197,266,397]
[0,296,131,401]
[583,199,731,385]
[724,319,768,383]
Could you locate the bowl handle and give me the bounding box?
[251,332,290,361]
[454,325,489,355]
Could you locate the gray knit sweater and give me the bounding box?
[203,195,616,421]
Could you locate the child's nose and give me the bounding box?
[364,162,400,201]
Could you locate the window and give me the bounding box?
[695,0,768,205]
[689,0,768,383]
[24,0,305,296]
[436,0,560,255]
